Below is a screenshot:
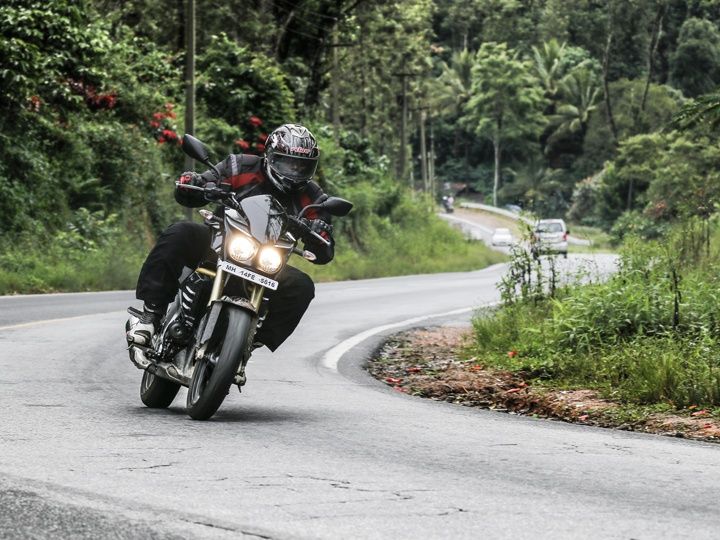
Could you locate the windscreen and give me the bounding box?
[536,222,563,233]
[239,195,287,244]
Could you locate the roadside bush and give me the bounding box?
[0,211,145,294]
[471,222,720,407]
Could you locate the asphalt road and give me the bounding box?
[2,253,720,539]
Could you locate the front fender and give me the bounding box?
[198,296,258,349]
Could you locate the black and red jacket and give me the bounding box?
[175,154,335,264]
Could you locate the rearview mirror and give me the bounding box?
[182,134,211,164]
[322,197,353,217]
[182,134,221,179]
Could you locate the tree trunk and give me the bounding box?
[493,137,501,207]
[639,3,666,119]
[274,9,297,59]
[602,27,619,145]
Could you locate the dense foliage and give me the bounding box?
[473,220,720,408]
[3,0,720,293]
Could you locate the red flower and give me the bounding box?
[162,129,177,140]
[100,94,117,109]
[149,120,160,129]
[152,112,165,120]
[235,139,250,151]
[258,132,268,142]
[255,143,266,153]
[249,116,263,127]
[166,111,177,119]
[157,136,166,144]
[164,102,174,111]
[507,350,518,358]
[28,95,42,112]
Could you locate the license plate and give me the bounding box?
[218,260,278,290]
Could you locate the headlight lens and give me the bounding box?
[227,235,258,262]
[257,246,283,274]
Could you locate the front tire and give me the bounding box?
[140,371,181,408]
[186,307,253,420]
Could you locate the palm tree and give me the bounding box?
[549,67,601,139]
[429,49,475,167]
[531,39,567,101]
[671,91,720,130]
[430,48,474,117]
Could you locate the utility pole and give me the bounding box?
[327,26,355,143]
[331,28,340,142]
[419,109,428,192]
[429,115,436,197]
[183,0,195,221]
[393,56,418,188]
[400,58,409,187]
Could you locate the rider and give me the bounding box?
[126,123,334,354]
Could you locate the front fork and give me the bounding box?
[207,266,264,312]
[204,266,265,388]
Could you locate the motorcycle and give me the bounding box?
[441,195,455,213]
[126,134,353,420]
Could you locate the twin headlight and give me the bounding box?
[227,235,284,274]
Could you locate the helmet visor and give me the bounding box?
[268,153,318,182]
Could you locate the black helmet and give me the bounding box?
[264,124,319,193]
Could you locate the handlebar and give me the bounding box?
[287,216,331,247]
[176,182,330,247]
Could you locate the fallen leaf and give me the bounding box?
[406,367,422,373]
[385,377,403,385]
[578,414,589,421]
[691,409,709,417]
[506,388,522,393]
[507,350,518,358]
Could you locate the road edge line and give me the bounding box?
[0,311,124,331]
[321,301,501,372]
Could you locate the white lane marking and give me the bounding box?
[0,290,133,300]
[438,213,496,235]
[0,311,123,331]
[321,301,501,371]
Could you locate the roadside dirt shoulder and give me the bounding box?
[367,326,720,443]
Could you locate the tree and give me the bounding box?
[532,39,567,101]
[670,17,720,97]
[196,34,295,132]
[576,79,684,177]
[549,67,601,139]
[463,43,546,206]
[432,49,474,117]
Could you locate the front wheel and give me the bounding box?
[186,307,253,420]
[140,370,181,408]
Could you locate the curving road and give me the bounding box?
[2,253,720,539]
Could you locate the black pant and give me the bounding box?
[136,221,315,351]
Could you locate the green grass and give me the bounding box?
[567,224,613,253]
[298,212,505,281]
[0,234,144,294]
[469,227,720,409]
[0,212,505,295]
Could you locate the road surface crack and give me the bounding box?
[119,462,176,471]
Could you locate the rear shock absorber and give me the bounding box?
[169,270,213,342]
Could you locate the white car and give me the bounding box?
[532,219,569,258]
[491,227,515,246]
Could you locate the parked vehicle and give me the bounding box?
[531,219,569,259]
[126,135,352,420]
[491,227,514,246]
